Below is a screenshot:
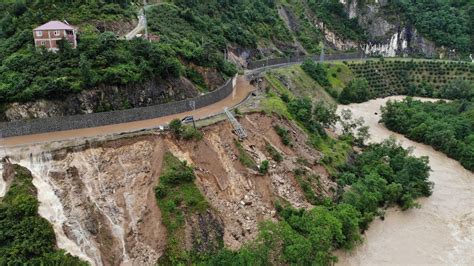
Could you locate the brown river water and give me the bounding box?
[336,96,473,266]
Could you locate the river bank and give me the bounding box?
[336,96,473,265]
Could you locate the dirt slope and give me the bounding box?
[3,112,336,264]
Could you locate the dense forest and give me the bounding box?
[381,98,474,171]
[0,0,235,107]
[384,0,473,54]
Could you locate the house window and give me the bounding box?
[40,41,46,46]
[66,30,73,35]
[54,30,60,36]
[36,31,42,37]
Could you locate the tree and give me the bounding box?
[313,100,339,128]
[169,119,183,138]
[339,78,371,104]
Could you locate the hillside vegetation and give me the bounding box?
[381,98,474,171]
[0,164,85,265]
[384,0,473,53]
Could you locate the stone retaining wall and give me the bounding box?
[0,77,235,137]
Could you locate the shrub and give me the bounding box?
[182,126,203,141]
[339,78,371,104]
[301,59,330,87]
[266,143,283,162]
[259,160,269,174]
[274,125,292,146]
[169,119,183,138]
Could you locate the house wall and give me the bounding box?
[33,29,77,50]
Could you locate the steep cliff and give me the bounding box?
[339,0,437,57]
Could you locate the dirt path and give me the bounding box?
[336,96,474,265]
[1,76,253,148]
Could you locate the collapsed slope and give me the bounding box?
[3,112,335,265]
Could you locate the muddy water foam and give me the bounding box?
[336,96,474,265]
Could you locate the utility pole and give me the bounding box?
[143,0,149,41]
[319,43,325,62]
[189,101,196,129]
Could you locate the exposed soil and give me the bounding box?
[3,112,336,265]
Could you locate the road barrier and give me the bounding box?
[247,52,366,70]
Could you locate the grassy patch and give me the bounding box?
[265,65,336,103]
[234,139,258,169]
[155,152,209,264]
[314,136,353,176]
[261,95,292,119]
[324,62,354,93]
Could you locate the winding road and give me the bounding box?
[0,76,253,148]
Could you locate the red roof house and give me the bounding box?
[33,21,78,51]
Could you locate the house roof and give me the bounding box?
[33,21,75,31]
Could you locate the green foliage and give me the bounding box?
[339,78,371,104]
[259,160,269,174]
[182,126,204,141]
[381,98,474,171]
[0,34,183,105]
[234,139,257,169]
[0,165,86,265]
[386,0,472,53]
[287,97,328,137]
[439,78,474,100]
[301,59,330,87]
[338,138,433,217]
[265,142,283,162]
[155,152,210,264]
[274,125,292,146]
[307,0,366,41]
[148,0,293,63]
[169,118,183,138]
[348,60,473,100]
[312,100,339,128]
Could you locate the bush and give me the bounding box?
[339,78,371,104]
[301,59,330,87]
[266,143,283,162]
[274,125,292,146]
[182,126,203,141]
[259,160,269,174]
[169,119,183,138]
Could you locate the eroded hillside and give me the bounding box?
[3,112,337,265]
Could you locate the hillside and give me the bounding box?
[0,0,472,122]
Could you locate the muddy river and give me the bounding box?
[336,96,473,265]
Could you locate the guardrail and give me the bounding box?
[247,52,367,69]
[0,77,235,138]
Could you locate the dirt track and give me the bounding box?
[1,76,254,148]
